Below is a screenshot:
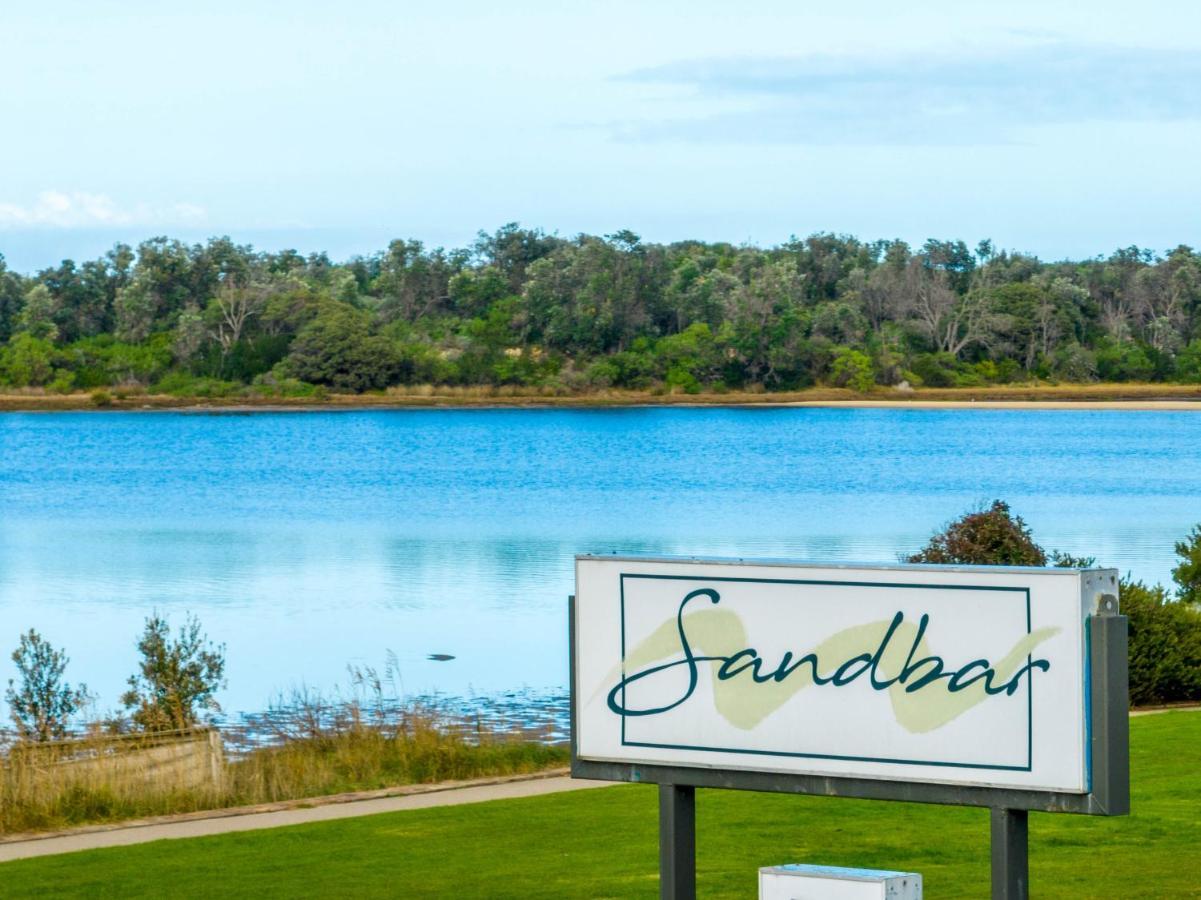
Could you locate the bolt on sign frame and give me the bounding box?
[569,555,1129,900]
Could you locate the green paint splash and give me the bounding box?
[599,609,1058,733]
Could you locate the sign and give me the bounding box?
[573,556,1120,796]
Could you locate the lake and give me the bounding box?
[1,407,1197,718]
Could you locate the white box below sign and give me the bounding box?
[759,865,922,900]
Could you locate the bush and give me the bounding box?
[1096,338,1155,382]
[1,333,57,387]
[1121,578,1201,705]
[59,334,174,388]
[1176,340,1201,383]
[152,372,242,398]
[907,500,1047,566]
[908,500,1201,705]
[1054,342,1099,382]
[250,375,323,398]
[829,347,875,393]
[664,366,702,394]
[584,359,620,389]
[47,370,76,394]
[606,344,657,389]
[909,352,960,388]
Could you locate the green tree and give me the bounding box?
[0,253,25,343]
[282,304,401,391]
[121,613,226,732]
[375,239,466,323]
[656,322,723,392]
[725,259,807,385]
[5,630,89,742]
[1172,524,1201,605]
[40,256,123,342]
[1053,342,1099,382]
[472,223,562,294]
[17,284,59,341]
[1095,338,1155,381]
[114,277,159,343]
[811,302,867,346]
[1,333,57,386]
[447,267,511,319]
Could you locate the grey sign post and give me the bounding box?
[569,566,1130,900]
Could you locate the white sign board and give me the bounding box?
[574,557,1118,794]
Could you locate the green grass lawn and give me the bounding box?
[3,712,1198,899]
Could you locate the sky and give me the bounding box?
[1,0,1200,272]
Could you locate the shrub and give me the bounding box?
[1096,338,1155,382]
[907,500,1047,566]
[251,375,323,398]
[1,333,57,387]
[584,359,620,389]
[829,347,875,393]
[47,370,76,394]
[58,334,174,388]
[908,501,1201,705]
[969,359,1000,384]
[1176,340,1201,383]
[1054,343,1099,382]
[152,372,242,398]
[665,366,702,394]
[1121,578,1201,705]
[909,352,960,388]
[607,344,657,389]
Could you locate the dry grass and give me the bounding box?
[3,381,1201,412]
[0,705,566,836]
[224,721,564,806]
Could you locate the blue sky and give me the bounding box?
[2,0,1199,271]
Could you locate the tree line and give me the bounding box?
[3,226,1201,396]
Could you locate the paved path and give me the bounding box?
[0,773,611,863]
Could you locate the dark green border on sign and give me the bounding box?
[618,572,1034,772]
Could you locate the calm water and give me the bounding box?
[1,408,1198,716]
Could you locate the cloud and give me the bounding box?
[0,191,206,229]
[615,41,1201,145]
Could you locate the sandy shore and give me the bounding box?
[3,384,1201,412]
[777,399,1201,410]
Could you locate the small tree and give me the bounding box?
[5,629,89,741]
[1172,524,1201,605]
[121,613,226,732]
[907,500,1047,566]
[830,347,876,393]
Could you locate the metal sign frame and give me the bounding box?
[568,556,1130,900]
